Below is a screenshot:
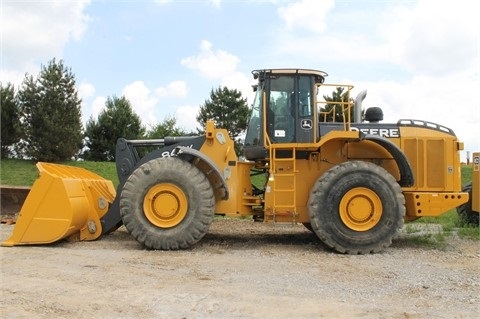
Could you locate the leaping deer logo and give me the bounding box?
[301,119,312,130]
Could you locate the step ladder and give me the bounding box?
[267,145,298,224]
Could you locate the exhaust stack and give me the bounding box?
[354,90,367,123]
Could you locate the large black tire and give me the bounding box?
[456,182,479,226]
[120,157,215,250]
[308,161,405,254]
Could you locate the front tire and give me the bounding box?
[308,161,405,254]
[120,157,215,250]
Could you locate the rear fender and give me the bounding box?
[363,134,414,187]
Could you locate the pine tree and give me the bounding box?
[320,87,354,122]
[196,87,250,155]
[17,59,83,161]
[146,116,187,139]
[83,96,145,161]
[0,83,21,158]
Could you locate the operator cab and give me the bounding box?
[244,69,327,160]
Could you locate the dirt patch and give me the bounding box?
[1,218,479,318]
[0,186,30,224]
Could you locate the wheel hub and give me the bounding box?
[143,183,188,228]
[339,187,382,231]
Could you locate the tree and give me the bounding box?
[319,87,354,122]
[146,116,187,139]
[83,95,145,161]
[196,87,250,155]
[0,83,21,158]
[17,59,83,161]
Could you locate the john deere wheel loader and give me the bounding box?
[2,69,473,254]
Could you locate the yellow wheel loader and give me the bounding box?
[2,69,474,253]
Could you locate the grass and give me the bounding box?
[0,158,118,187]
[60,160,119,187]
[400,231,449,250]
[0,159,39,186]
[410,209,479,243]
[461,163,472,186]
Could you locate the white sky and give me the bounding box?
[1,0,479,160]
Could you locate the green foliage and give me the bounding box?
[461,164,472,186]
[61,160,119,187]
[320,87,354,122]
[456,227,480,240]
[0,159,39,186]
[0,159,118,187]
[146,116,188,139]
[17,58,83,162]
[83,96,145,161]
[0,83,21,158]
[196,86,251,155]
[398,231,449,250]
[411,209,479,244]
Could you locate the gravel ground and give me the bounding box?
[0,218,479,319]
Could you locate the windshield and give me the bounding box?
[244,88,262,146]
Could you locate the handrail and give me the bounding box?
[398,119,456,136]
[316,83,354,132]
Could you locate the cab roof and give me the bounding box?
[252,68,328,83]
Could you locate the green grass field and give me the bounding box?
[0,159,119,187]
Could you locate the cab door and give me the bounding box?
[266,74,316,144]
[294,75,315,143]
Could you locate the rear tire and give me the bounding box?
[456,182,479,226]
[120,157,215,250]
[308,161,405,254]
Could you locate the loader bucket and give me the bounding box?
[1,162,116,246]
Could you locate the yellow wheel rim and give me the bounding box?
[143,183,188,228]
[339,187,382,231]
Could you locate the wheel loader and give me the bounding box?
[2,68,475,254]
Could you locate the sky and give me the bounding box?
[1,0,479,160]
